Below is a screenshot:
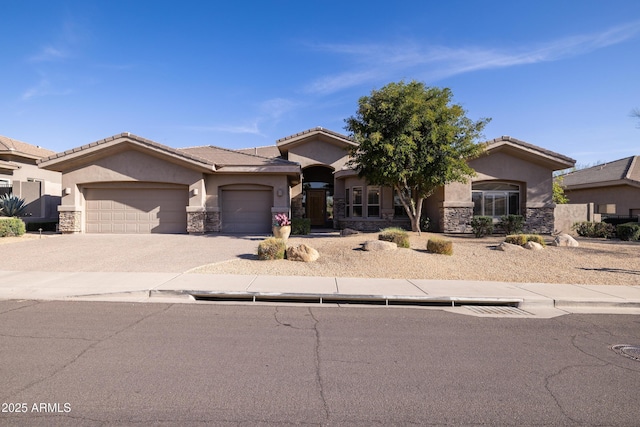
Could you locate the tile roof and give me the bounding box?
[276,127,355,145]
[562,156,640,187]
[0,135,56,159]
[486,136,576,165]
[180,145,297,167]
[235,145,282,158]
[38,133,216,169]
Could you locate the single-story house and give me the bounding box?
[1,135,61,222]
[38,128,575,234]
[561,156,640,218]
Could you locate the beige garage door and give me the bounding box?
[221,189,272,233]
[85,187,188,234]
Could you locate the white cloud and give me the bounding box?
[28,46,69,62]
[305,20,640,95]
[21,77,72,100]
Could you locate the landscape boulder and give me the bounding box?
[496,242,524,252]
[287,244,320,262]
[362,240,397,251]
[552,233,579,247]
[286,244,320,262]
[524,241,544,250]
[341,228,360,236]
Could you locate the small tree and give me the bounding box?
[553,175,569,204]
[345,81,490,233]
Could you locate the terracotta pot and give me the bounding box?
[273,225,291,240]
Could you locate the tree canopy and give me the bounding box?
[344,80,490,232]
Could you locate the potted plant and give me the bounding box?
[273,213,292,240]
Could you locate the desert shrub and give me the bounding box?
[257,237,286,260]
[504,234,546,247]
[291,218,311,235]
[0,217,26,237]
[572,221,615,238]
[378,227,410,248]
[427,238,453,255]
[616,222,640,241]
[498,215,524,235]
[470,216,493,238]
[0,194,27,217]
[25,221,58,232]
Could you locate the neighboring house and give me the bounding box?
[561,156,640,218]
[0,135,61,222]
[38,128,575,234]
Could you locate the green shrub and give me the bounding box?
[470,216,494,238]
[572,221,615,238]
[504,234,546,247]
[498,215,524,235]
[616,222,640,241]
[0,217,26,237]
[378,227,410,248]
[257,237,286,260]
[427,238,453,255]
[291,218,311,235]
[25,221,58,232]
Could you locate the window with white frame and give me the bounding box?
[352,187,363,217]
[367,186,380,217]
[472,182,520,218]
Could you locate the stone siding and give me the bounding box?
[187,211,221,233]
[59,211,81,234]
[337,218,411,232]
[440,207,473,233]
[524,206,555,234]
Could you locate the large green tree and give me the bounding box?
[345,81,490,233]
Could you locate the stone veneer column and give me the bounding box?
[58,206,81,234]
[291,195,304,219]
[333,197,345,229]
[525,205,555,234]
[187,207,221,233]
[439,202,474,233]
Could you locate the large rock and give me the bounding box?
[341,228,360,237]
[496,242,524,252]
[362,240,397,251]
[524,241,544,250]
[286,244,319,262]
[552,233,579,247]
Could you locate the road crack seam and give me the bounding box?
[308,308,329,422]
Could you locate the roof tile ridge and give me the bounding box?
[625,155,639,182]
[186,144,295,164]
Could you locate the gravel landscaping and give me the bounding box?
[191,232,640,286]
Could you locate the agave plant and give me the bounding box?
[0,193,28,217]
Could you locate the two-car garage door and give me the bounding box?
[85,187,188,234]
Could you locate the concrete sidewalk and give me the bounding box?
[1,270,640,318]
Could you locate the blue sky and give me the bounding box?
[2,1,639,168]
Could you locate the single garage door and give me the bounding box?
[221,189,272,233]
[85,187,188,233]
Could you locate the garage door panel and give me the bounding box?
[221,189,272,233]
[85,187,188,234]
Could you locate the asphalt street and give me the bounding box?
[2,300,640,426]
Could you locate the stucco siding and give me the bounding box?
[564,185,640,216]
[470,151,553,205]
[287,141,350,170]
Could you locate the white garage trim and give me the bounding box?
[85,185,188,234]
[221,188,272,233]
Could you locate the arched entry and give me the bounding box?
[302,165,334,227]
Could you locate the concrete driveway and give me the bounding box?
[2,234,263,273]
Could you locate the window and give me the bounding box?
[367,187,380,217]
[352,187,363,217]
[472,182,520,218]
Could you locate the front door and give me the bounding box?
[306,189,326,226]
